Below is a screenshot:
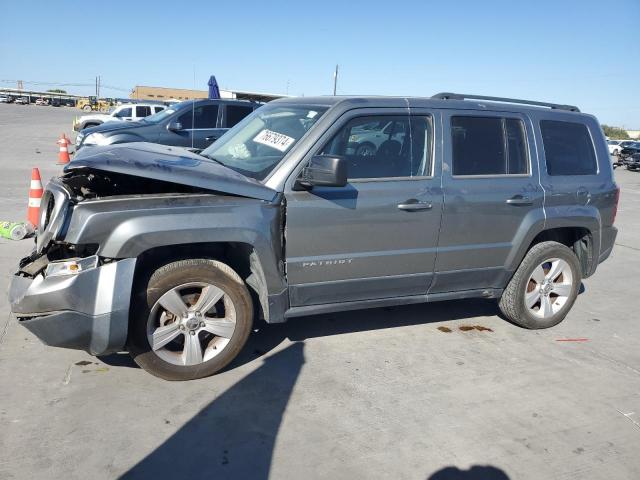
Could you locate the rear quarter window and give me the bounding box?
[540,120,597,176]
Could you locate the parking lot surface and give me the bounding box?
[0,104,639,480]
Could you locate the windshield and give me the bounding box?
[200,104,328,181]
[142,107,177,123]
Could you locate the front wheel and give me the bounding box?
[499,241,581,329]
[128,259,253,380]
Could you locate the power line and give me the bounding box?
[0,79,130,92]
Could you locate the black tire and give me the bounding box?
[128,259,253,381]
[498,241,582,329]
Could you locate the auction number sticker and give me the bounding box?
[253,129,295,152]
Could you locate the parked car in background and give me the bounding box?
[14,97,28,105]
[73,103,165,131]
[75,99,259,151]
[35,98,49,106]
[608,140,634,156]
[618,142,640,165]
[625,151,640,171]
[11,93,618,380]
[348,120,407,156]
[0,95,10,103]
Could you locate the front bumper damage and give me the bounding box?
[9,256,136,355]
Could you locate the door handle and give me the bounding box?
[205,136,219,142]
[397,200,433,211]
[506,195,533,206]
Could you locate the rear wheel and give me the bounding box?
[82,105,92,112]
[128,259,253,381]
[499,241,581,329]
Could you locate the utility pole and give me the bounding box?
[333,64,339,96]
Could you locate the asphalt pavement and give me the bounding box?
[0,103,639,480]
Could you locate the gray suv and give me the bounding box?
[75,99,259,151]
[9,93,619,380]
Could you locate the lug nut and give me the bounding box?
[189,330,196,336]
[200,322,205,328]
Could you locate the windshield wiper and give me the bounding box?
[200,153,226,167]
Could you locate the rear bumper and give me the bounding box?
[9,258,136,355]
[598,226,618,265]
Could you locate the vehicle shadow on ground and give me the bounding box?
[231,298,501,370]
[427,465,510,479]
[119,342,305,480]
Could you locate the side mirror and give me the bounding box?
[167,121,183,132]
[298,155,347,188]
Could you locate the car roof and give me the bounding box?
[270,95,585,116]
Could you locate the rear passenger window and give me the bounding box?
[178,105,219,129]
[320,115,433,179]
[136,106,151,117]
[451,116,528,176]
[226,105,254,127]
[540,120,597,176]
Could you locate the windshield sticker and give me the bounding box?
[253,129,295,152]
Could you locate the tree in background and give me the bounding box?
[46,89,67,94]
[602,125,630,139]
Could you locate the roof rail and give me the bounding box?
[431,92,580,112]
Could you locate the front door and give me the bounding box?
[284,109,443,306]
[165,104,221,148]
[432,110,543,293]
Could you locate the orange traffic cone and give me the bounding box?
[57,134,71,165]
[27,168,43,228]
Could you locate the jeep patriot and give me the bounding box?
[9,93,619,380]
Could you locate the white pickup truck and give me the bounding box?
[73,103,166,131]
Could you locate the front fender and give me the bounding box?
[65,195,286,296]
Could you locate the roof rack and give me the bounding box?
[431,92,580,112]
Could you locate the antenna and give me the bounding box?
[191,66,196,149]
[333,64,339,95]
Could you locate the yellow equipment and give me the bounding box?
[77,96,113,112]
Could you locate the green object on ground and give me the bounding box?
[0,221,34,240]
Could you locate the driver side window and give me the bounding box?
[319,115,432,179]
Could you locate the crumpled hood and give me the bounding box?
[67,142,277,201]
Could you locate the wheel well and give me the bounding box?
[527,227,594,277]
[132,242,268,321]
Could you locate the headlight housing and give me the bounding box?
[45,256,98,278]
[82,132,110,146]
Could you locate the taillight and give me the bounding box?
[612,186,620,225]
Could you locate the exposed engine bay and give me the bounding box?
[61,168,212,200]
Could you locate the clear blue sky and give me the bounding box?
[1,0,638,127]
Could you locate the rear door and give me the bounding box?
[134,105,152,121]
[432,110,543,293]
[284,108,443,306]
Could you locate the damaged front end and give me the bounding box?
[10,145,281,354]
[11,166,226,355]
